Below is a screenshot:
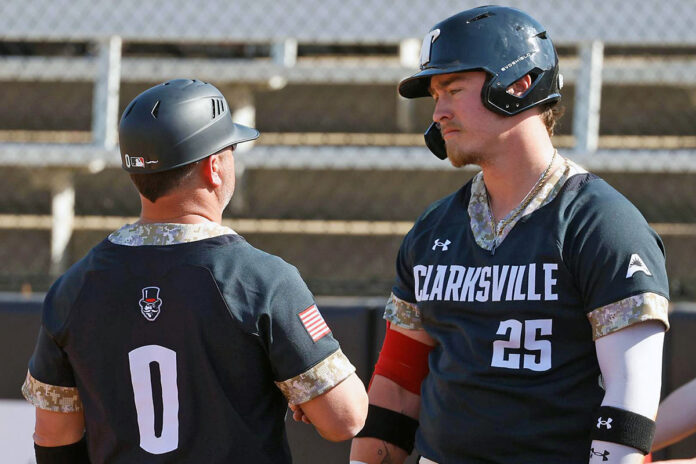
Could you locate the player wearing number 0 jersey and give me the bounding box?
[23,225,354,463]
[22,80,367,464]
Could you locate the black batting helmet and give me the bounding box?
[399,6,562,159]
[119,79,259,173]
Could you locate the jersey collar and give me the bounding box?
[108,222,237,246]
[468,155,587,252]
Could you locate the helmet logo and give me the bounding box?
[139,286,163,322]
[125,155,145,168]
[419,28,441,68]
[124,155,158,168]
[501,51,534,72]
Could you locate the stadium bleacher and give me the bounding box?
[0,0,695,462]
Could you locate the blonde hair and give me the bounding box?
[539,103,565,136]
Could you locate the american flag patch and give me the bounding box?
[298,304,331,342]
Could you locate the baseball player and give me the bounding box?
[350,6,669,464]
[22,79,367,463]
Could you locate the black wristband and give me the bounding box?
[590,406,656,455]
[35,436,89,464]
[356,404,419,454]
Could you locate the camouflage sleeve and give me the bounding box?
[21,371,83,413]
[383,292,423,330]
[274,349,355,405]
[587,292,669,340]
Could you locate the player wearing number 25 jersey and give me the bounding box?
[21,80,367,464]
[388,160,670,462]
[351,6,669,464]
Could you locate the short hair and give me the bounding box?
[539,103,565,137]
[129,161,200,203]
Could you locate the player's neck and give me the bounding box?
[138,191,223,225]
[481,133,556,223]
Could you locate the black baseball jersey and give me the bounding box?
[23,223,354,464]
[387,163,669,464]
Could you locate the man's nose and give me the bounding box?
[432,97,452,123]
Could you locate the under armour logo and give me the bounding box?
[596,417,612,429]
[432,239,451,251]
[626,253,652,278]
[590,448,610,461]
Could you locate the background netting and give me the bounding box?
[0,0,694,298]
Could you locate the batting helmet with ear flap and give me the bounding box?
[119,79,259,173]
[398,6,563,159]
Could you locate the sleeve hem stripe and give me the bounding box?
[21,371,83,413]
[274,349,356,405]
[383,293,423,330]
[588,292,669,340]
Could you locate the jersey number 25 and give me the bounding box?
[491,319,552,372]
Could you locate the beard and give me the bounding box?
[445,141,484,168]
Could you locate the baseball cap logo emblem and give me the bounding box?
[419,29,441,68]
[125,155,145,168]
[139,286,163,321]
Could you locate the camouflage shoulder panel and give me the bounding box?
[587,292,670,340]
[21,371,83,413]
[469,155,582,251]
[275,349,355,405]
[468,171,495,251]
[383,292,423,330]
[108,222,237,246]
[565,157,589,176]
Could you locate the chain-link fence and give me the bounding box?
[0,0,695,297]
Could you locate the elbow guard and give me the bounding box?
[371,323,434,395]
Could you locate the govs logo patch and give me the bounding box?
[139,286,163,321]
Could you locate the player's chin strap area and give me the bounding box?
[424,122,448,160]
[591,406,656,455]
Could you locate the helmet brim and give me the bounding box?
[199,122,260,160]
[398,66,479,99]
[229,123,260,146]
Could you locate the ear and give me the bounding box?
[506,74,533,97]
[201,154,223,188]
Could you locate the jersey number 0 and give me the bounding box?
[128,345,180,454]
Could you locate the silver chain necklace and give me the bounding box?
[486,149,557,255]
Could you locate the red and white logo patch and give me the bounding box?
[298,304,331,342]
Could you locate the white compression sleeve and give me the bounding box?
[595,320,665,417]
[590,321,666,463]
